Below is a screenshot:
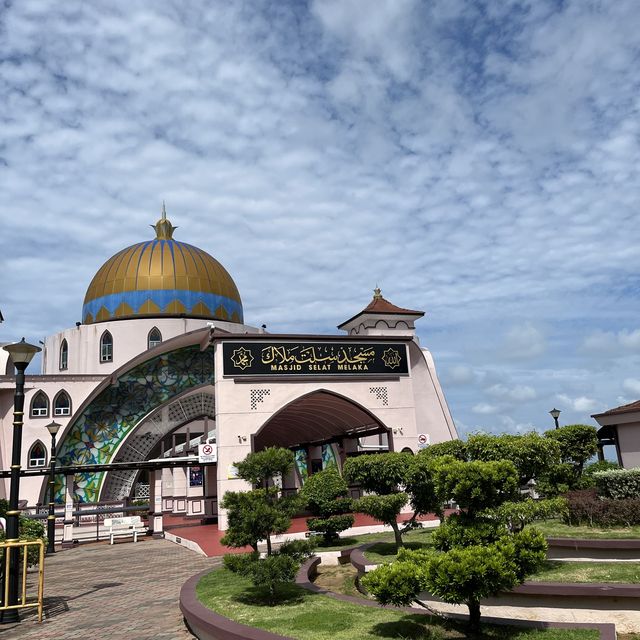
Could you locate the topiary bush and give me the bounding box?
[299,467,354,543]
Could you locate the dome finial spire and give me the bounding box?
[152,202,177,239]
[373,285,382,299]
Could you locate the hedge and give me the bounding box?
[563,489,640,527]
[593,467,640,500]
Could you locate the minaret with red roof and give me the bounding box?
[337,287,425,337]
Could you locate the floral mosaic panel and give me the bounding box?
[55,345,214,502]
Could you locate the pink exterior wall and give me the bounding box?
[618,424,640,468]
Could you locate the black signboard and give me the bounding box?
[222,342,409,377]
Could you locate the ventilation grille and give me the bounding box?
[369,386,388,406]
[250,389,271,410]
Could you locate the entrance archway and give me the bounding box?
[253,389,391,451]
[253,390,391,487]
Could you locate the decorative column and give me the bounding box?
[148,469,164,538]
[62,474,75,548]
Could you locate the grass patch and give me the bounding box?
[531,560,640,583]
[529,520,640,539]
[196,566,599,640]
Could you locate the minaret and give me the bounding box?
[337,288,424,337]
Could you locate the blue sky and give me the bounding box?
[2,1,640,436]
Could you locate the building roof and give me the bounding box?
[338,288,424,329]
[592,399,640,418]
[81,206,243,325]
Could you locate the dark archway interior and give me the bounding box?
[254,390,388,451]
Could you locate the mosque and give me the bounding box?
[0,209,457,530]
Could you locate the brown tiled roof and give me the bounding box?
[361,295,423,316]
[337,290,424,329]
[592,399,640,418]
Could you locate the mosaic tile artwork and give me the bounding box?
[55,345,214,502]
[294,448,308,484]
[321,444,338,469]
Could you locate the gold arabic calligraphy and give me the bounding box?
[261,345,376,366]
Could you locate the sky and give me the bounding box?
[1,0,640,439]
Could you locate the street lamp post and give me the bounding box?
[549,407,561,430]
[45,421,61,555]
[1,338,41,623]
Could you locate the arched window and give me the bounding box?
[100,331,113,363]
[53,390,71,416]
[30,391,49,418]
[28,441,47,468]
[148,327,162,349]
[59,339,68,370]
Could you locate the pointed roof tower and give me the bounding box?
[338,288,424,337]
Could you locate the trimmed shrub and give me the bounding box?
[248,554,298,600]
[432,515,505,551]
[277,538,316,562]
[594,467,640,500]
[306,515,354,542]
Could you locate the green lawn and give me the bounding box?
[528,519,640,539]
[531,560,640,583]
[196,567,599,640]
[317,519,640,559]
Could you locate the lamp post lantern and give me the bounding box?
[1,338,41,623]
[549,407,561,430]
[45,421,61,555]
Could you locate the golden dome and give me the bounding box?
[82,207,243,324]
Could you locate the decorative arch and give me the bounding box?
[99,389,216,501]
[55,343,214,502]
[53,390,72,416]
[253,389,391,452]
[100,330,113,363]
[59,339,68,370]
[30,391,50,418]
[28,440,47,468]
[148,327,162,350]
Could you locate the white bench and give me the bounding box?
[104,516,145,544]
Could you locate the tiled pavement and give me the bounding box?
[0,538,220,640]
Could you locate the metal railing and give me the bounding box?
[25,504,149,543]
[0,539,44,622]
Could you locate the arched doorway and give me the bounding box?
[253,389,392,489]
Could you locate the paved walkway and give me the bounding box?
[0,538,219,640]
[164,511,443,556]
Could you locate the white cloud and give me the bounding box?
[622,379,640,396]
[486,384,537,402]
[445,364,475,385]
[503,323,546,360]
[472,403,499,415]
[1,1,639,436]
[582,328,640,355]
[556,394,599,413]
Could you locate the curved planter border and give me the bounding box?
[547,537,640,560]
[180,569,293,640]
[180,551,620,640]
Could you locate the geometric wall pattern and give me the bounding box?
[55,345,214,502]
